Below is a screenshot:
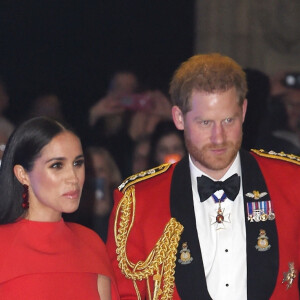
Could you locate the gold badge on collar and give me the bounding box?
[282,262,297,289]
[255,229,271,251]
[178,242,193,265]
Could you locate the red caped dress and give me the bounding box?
[0,218,119,299]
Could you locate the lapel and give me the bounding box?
[170,156,212,300]
[240,149,279,300]
[170,151,279,300]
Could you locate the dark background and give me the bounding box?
[0,0,194,137]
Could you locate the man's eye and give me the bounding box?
[224,118,233,124]
[201,120,210,126]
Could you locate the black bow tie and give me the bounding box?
[197,173,240,202]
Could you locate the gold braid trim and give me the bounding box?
[251,149,300,165]
[114,185,184,300]
[118,163,171,192]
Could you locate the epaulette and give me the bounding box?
[118,163,172,192]
[251,149,300,165]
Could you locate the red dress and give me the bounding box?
[0,218,119,299]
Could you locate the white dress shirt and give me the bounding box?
[189,153,247,300]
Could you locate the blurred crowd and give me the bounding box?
[1,69,299,241]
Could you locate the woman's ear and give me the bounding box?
[13,165,29,185]
[172,106,184,130]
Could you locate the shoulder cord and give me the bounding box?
[114,186,184,300]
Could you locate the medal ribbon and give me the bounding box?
[247,200,274,220]
[212,192,227,203]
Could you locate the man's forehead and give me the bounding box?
[191,86,237,95]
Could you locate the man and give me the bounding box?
[106,53,299,299]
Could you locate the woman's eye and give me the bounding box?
[50,162,63,169]
[74,159,85,167]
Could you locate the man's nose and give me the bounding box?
[211,124,225,144]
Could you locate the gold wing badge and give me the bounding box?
[245,190,268,200]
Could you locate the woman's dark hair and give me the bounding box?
[0,116,74,224]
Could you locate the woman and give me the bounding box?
[0,117,119,299]
[65,146,122,242]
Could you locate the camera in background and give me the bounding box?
[120,93,153,111]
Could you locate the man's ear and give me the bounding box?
[13,165,29,186]
[172,106,184,130]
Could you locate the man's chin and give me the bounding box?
[201,158,232,171]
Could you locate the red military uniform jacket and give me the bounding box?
[106,149,300,299]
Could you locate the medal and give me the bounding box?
[268,212,275,220]
[210,193,230,230]
[247,200,275,222]
[216,207,224,223]
[255,229,271,251]
[253,209,261,222]
[260,213,268,221]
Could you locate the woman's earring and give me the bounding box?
[22,184,29,209]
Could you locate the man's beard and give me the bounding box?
[185,134,242,172]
